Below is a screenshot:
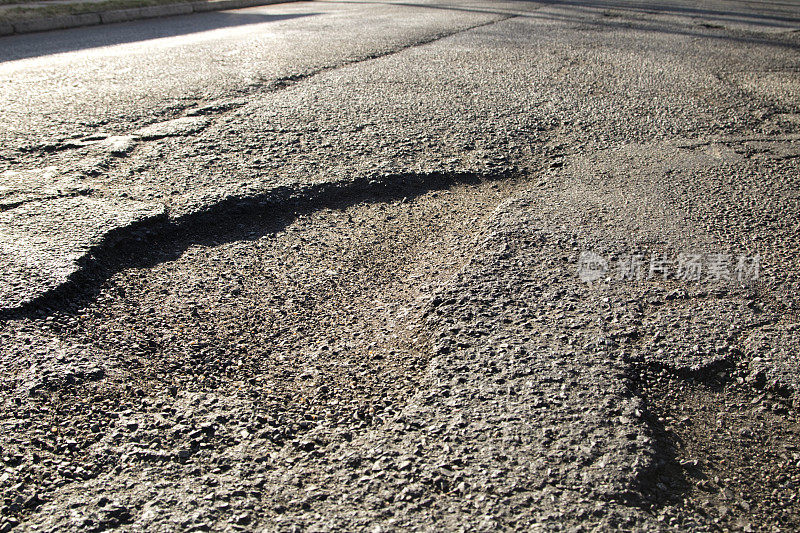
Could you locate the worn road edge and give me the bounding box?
[2,0,304,36]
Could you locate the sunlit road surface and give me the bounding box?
[1,1,799,531]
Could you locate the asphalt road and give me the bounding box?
[1,0,799,531]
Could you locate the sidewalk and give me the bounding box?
[0,0,301,36]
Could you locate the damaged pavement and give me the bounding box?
[0,0,799,530]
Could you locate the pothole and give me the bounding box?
[0,175,529,528]
[632,364,800,531]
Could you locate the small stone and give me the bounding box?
[100,135,136,155]
[1,518,20,533]
[24,493,43,509]
[176,448,193,460]
[295,440,315,452]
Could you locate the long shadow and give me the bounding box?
[324,0,800,28]
[0,10,318,62]
[321,0,799,48]
[530,7,800,50]
[0,168,520,321]
[536,0,800,29]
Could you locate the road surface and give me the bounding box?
[1,0,799,530]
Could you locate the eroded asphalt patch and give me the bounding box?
[1,158,799,530]
[0,181,666,531]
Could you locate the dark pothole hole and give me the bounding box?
[628,363,800,530]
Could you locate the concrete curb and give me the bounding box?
[4,0,300,36]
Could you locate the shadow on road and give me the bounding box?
[319,0,800,49]
[537,0,800,29]
[0,11,318,62]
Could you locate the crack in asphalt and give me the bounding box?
[0,188,93,213]
[8,14,518,162]
[252,14,519,91]
[675,132,800,149]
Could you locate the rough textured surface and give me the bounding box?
[0,196,165,310]
[0,0,799,531]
